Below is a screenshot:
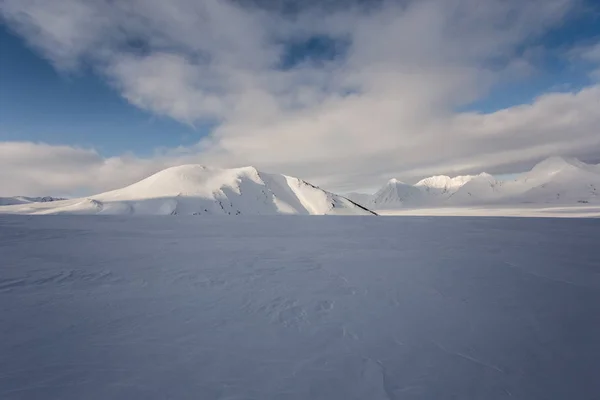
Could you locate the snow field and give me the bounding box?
[1,215,599,399]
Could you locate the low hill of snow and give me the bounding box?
[0,196,65,206]
[0,165,376,216]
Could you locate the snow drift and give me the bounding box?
[0,165,376,216]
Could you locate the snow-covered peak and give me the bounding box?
[370,178,423,207]
[525,156,600,181]
[387,178,407,185]
[98,164,266,201]
[446,173,501,204]
[414,174,477,199]
[509,157,600,204]
[0,165,376,216]
[353,157,600,210]
[415,174,475,190]
[535,156,583,169]
[470,172,496,182]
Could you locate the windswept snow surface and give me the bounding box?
[0,165,374,216]
[1,216,599,399]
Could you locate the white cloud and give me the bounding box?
[0,142,160,196]
[579,42,600,80]
[1,0,598,195]
[580,42,600,61]
[2,84,598,196]
[107,53,231,123]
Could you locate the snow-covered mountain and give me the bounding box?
[351,173,493,208]
[415,174,477,197]
[445,173,503,205]
[0,196,65,206]
[370,179,424,207]
[506,156,600,204]
[353,157,600,209]
[0,165,376,216]
[3,157,598,215]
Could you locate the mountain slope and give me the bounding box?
[345,192,371,207]
[446,173,503,205]
[507,157,600,204]
[0,165,376,216]
[370,179,424,208]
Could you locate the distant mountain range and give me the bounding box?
[0,165,375,216]
[2,156,598,216]
[347,157,600,209]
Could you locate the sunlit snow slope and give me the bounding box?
[0,165,375,216]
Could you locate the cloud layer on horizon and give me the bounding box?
[1,0,599,196]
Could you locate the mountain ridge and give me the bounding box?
[3,156,599,214]
[0,165,377,216]
[348,157,600,209]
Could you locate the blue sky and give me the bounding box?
[0,27,209,157]
[462,10,600,113]
[0,0,599,196]
[1,3,598,151]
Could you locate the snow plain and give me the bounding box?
[1,215,599,399]
[377,205,600,218]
